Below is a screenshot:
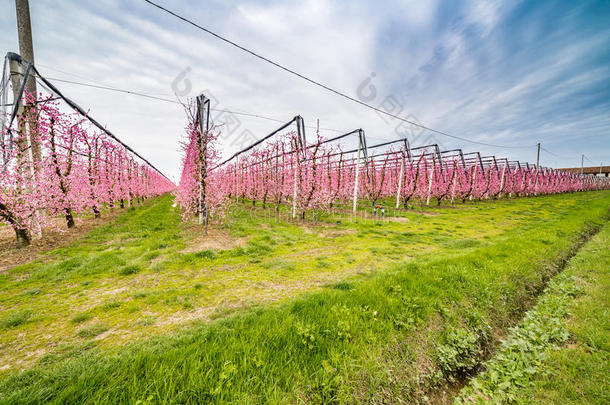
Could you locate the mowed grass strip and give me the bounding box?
[0,191,608,403]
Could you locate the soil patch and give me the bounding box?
[181,225,248,252]
[0,210,123,273]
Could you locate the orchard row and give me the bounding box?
[0,93,174,246]
[178,126,609,222]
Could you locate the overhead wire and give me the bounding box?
[31,65,540,154]
[23,62,172,181]
[142,0,536,150]
[34,74,345,134]
[583,154,596,165]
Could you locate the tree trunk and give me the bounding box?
[93,205,101,219]
[15,227,31,248]
[1,203,32,247]
[65,208,75,228]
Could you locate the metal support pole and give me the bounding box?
[426,156,434,206]
[196,94,210,234]
[396,149,405,209]
[352,130,363,213]
[292,138,299,219]
[450,162,458,205]
[9,56,40,238]
[534,143,541,194]
[469,153,481,201]
[292,117,305,219]
[499,160,507,196]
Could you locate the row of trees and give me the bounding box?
[175,123,227,223]
[0,93,174,247]
[176,126,610,223]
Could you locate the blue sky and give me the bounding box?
[1,0,608,180]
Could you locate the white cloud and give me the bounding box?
[1,0,608,177]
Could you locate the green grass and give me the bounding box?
[1,192,562,371]
[0,310,32,329]
[512,222,609,404]
[70,312,91,324]
[76,323,109,339]
[456,222,610,403]
[0,191,608,403]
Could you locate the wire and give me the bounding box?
[28,66,172,182]
[41,76,182,104]
[35,62,177,97]
[142,0,535,150]
[540,147,572,160]
[34,74,345,134]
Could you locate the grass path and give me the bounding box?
[0,191,608,403]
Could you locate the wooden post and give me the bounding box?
[15,0,41,165]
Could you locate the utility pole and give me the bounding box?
[581,154,584,175]
[536,143,540,169]
[15,0,41,164]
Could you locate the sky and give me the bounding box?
[1,0,609,180]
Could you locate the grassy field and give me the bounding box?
[0,191,609,403]
[457,221,610,404]
[515,222,609,404]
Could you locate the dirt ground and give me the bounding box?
[0,210,122,273]
[180,223,248,252]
